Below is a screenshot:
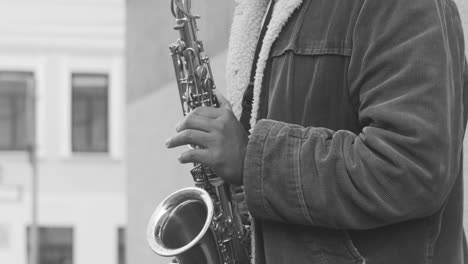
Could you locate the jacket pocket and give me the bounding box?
[270,39,352,58]
[301,228,365,264]
[268,0,354,59]
[342,231,366,264]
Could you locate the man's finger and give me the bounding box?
[190,106,222,119]
[166,129,211,148]
[178,149,212,165]
[175,113,215,132]
[213,90,232,110]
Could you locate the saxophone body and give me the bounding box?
[146,1,251,263]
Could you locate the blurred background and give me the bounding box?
[0,0,465,264]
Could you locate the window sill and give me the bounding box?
[61,153,123,164]
[0,151,36,163]
[0,151,123,164]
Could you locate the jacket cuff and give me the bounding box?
[243,119,275,219]
[243,119,316,224]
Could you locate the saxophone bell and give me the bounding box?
[147,187,222,264]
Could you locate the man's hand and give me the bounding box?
[165,92,248,185]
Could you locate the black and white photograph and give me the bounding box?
[0,0,467,264]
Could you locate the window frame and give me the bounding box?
[26,226,74,264]
[0,71,36,151]
[71,72,110,153]
[59,56,124,160]
[0,55,45,159]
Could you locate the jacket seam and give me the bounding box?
[347,0,367,115]
[289,0,310,44]
[271,43,352,57]
[342,231,367,264]
[259,121,275,218]
[295,136,315,224]
[425,217,434,264]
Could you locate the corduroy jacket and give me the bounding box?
[225,0,468,263]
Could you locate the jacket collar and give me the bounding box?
[226,0,303,131]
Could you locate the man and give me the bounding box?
[166,0,468,263]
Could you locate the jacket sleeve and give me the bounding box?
[243,0,467,229]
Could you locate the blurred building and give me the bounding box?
[0,1,126,264]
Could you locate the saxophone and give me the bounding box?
[146,1,251,263]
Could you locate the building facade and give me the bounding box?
[0,1,126,264]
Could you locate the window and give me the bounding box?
[117,227,126,264]
[0,71,35,151]
[26,226,73,264]
[71,73,109,153]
